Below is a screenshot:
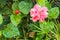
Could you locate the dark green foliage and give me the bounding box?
[0,0,60,40]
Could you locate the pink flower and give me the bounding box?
[31,15,39,22]
[30,4,48,22]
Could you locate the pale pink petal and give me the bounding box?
[41,7,48,12]
[39,16,45,22]
[40,12,48,18]
[30,8,37,17]
[34,4,41,11]
[44,12,48,18]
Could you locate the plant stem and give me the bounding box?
[4,38,6,40]
[32,24,41,30]
[23,28,27,40]
[16,37,19,40]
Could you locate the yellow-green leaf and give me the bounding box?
[0,14,3,24]
[10,14,21,26]
[37,0,45,6]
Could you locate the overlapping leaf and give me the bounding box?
[19,1,33,15]
[3,23,20,38]
[48,7,59,19]
[37,0,45,6]
[10,14,21,26]
[12,2,19,14]
[40,21,54,34]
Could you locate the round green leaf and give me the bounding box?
[12,2,19,14]
[19,1,33,15]
[10,14,21,26]
[3,23,20,38]
[48,7,59,19]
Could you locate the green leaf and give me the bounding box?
[29,22,40,32]
[57,23,60,33]
[26,0,32,2]
[35,33,44,40]
[48,7,59,19]
[19,1,33,15]
[45,0,51,9]
[2,6,12,15]
[13,0,18,1]
[3,23,20,38]
[0,14,3,24]
[37,0,45,6]
[12,2,19,14]
[40,21,54,34]
[10,14,21,26]
[29,23,39,32]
